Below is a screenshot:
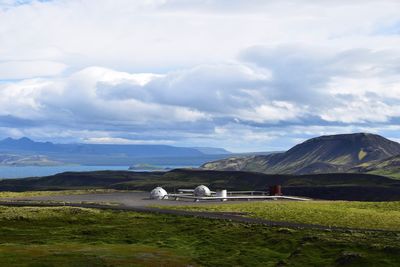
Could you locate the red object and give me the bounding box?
[269,185,282,196]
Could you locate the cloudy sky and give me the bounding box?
[1,0,400,152]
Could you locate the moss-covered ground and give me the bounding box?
[0,206,399,266]
[0,189,123,199]
[368,169,400,180]
[158,201,400,231]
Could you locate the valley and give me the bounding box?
[0,169,399,201]
[1,132,400,266]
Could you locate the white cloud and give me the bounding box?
[238,101,304,123]
[1,0,398,72]
[0,0,400,151]
[0,67,210,128]
[320,98,400,123]
[0,60,66,79]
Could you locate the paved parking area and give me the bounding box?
[16,191,226,207]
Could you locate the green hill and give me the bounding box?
[202,133,400,175]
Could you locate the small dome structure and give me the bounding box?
[194,185,211,197]
[150,187,168,199]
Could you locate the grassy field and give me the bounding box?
[157,200,400,231]
[0,189,123,199]
[0,206,399,266]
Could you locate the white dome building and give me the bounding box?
[150,187,168,199]
[194,185,211,197]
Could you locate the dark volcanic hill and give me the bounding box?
[202,133,400,174]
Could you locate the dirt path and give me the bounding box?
[0,200,396,233]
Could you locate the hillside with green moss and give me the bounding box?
[351,155,400,179]
[202,133,400,175]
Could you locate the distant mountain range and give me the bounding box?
[191,147,230,155]
[4,133,400,179]
[2,133,400,201]
[202,133,400,179]
[0,137,231,166]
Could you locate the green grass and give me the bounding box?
[368,169,400,180]
[358,149,367,160]
[157,201,400,231]
[0,206,400,266]
[0,189,124,199]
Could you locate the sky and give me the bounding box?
[0,0,400,152]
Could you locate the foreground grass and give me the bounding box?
[158,200,400,231]
[0,206,399,266]
[0,189,124,199]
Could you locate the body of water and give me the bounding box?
[0,165,144,179]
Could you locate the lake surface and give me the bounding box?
[0,165,191,179]
[0,166,131,179]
